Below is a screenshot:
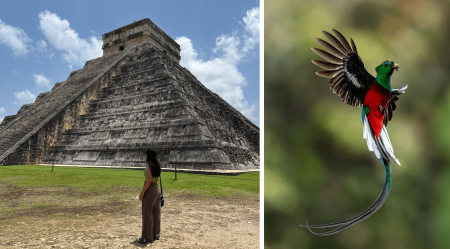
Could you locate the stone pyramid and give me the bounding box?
[0,18,259,170]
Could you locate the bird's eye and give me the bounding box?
[384,64,388,67]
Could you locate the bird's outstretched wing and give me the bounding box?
[311,29,375,107]
[383,84,408,126]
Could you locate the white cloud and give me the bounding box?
[0,107,4,123]
[177,36,247,108]
[243,7,260,40]
[38,10,102,68]
[0,19,32,56]
[242,7,260,53]
[240,101,259,124]
[176,7,260,123]
[14,90,36,106]
[35,39,48,52]
[32,73,52,90]
[11,69,22,78]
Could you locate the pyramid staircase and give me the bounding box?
[0,48,133,164]
[0,43,259,169]
[0,18,259,170]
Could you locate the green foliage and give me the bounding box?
[265,0,450,248]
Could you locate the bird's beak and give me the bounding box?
[391,63,399,71]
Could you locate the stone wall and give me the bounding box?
[102,18,181,63]
[0,41,259,170]
[0,47,134,165]
[42,43,258,170]
[163,56,260,155]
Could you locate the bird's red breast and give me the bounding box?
[364,83,391,138]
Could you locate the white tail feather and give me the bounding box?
[363,116,400,165]
[363,116,381,159]
[380,126,400,165]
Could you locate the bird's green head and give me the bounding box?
[375,60,399,75]
[375,60,399,90]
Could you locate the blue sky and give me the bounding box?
[0,0,260,125]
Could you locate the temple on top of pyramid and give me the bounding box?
[102,18,181,63]
[0,18,259,170]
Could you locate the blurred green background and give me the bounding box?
[265,0,450,248]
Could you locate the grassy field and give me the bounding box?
[0,165,260,247]
[0,165,259,196]
[0,165,259,222]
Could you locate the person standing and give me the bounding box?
[136,150,161,244]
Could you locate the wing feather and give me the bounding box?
[311,29,375,107]
[321,31,349,55]
[311,48,342,64]
[351,38,358,54]
[332,29,353,53]
[311,60,342,70]
[316,38,345,59]
[316,69,344,78]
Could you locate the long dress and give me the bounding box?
[141,179,161,242]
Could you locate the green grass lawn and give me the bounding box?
[0,165,259,197]
[0,165,259,221]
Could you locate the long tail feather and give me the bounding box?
[302,178,387,229]
[300,159,391,235]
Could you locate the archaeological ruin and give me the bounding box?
[0,18,259,170]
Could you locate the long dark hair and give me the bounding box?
[146,150,161,177]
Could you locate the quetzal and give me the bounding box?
[300,29,408,235]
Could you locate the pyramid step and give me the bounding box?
[0,18,259,170]
[0,47,134,164]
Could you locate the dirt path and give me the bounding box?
[0,193,260,248]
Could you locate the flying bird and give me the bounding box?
[300,29,407,236]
